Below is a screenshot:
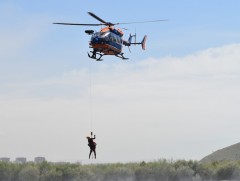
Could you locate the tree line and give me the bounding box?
[1,159,240,181]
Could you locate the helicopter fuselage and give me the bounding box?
[89,27,123,56]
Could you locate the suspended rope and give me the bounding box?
[87,61,97,159]
[88,60,93,132]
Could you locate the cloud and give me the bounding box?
[3,43,240,99]
[1,44,240,162]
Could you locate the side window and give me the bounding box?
[109,34,113,42]
[117,37,121,44]
[116,37,119,44]
[113,36,117,43]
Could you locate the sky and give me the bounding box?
[1,0,240,163]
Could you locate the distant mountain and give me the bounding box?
[200,142,240,163]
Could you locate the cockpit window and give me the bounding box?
[91,32,110,40]
[91,32,100,38]
[100,32,110,37]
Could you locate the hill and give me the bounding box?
[200,142,240,163]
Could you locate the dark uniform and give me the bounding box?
[87,135,96,159]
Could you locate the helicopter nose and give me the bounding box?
[92,37,99,43]
[93,37,107,43]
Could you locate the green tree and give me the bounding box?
[216,163,236,180]
[18,165,40,181]
[40,168,62,181]
[0,162,11,181]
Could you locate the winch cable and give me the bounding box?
[89,60,94,133]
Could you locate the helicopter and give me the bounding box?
[53,12,166,61]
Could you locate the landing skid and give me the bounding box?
[88,51,129,61]
[115,53,129,60]
[88,51,103,61]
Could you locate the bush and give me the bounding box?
[18,165,40,181]
[1,159,240,181]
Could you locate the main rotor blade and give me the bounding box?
[53,22,104,26]
[88,12,108,24]
[115,19,168,25]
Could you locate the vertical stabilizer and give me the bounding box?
[141,35,147,50]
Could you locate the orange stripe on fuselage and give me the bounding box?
[100,27,111,32]
[100,27,124,36]
[91,43,121,55]
[91,43,109,49]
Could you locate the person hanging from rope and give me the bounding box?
[86,132,97,159]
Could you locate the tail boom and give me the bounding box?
[123,35,147,50]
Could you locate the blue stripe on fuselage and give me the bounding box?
[107,41,122,52]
